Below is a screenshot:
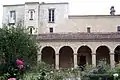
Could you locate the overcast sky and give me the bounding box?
[0,0,120,26]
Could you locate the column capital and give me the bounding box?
[74,53,77,55]
[56,53,59,55]
[110,53,115,55]
[92,53,96,55]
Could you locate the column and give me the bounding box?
[74,53,77,68]
[37,53,41,62]
[110,53,115,68]
[92,53,96,67]
[86,55,88,65]
[55,54,59,70]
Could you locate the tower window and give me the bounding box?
[49,27,53,33]
[48,9,55,23]
[87,27,91,33]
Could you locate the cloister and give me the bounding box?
[37,33,120,69]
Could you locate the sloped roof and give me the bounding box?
[35,32,120,41]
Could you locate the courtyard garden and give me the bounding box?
[1,60,120,80]
[0,26,120,80]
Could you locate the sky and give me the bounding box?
[0,0,120,26]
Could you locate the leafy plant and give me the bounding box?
[81,60,115,80]
[0,27,38,66]
[0,26,38,79]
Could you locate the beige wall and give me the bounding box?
[54,16,120,33]
[38,3,69,34]
[39,40,120,54]
[68,16,120,33]
[24,3,39,34]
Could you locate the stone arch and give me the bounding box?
[96,45,110,65]
[114,45,120,64]
[77,45,92,66]
[59,46,74,68]
[94,44,112,54]
[75,44,94,54]
[58,45,74,54]
[41,46,55,67]
[40,45,56,54]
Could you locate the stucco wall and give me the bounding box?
[38,3,69,34]
[3,2,120,34]
[2,5,24,25]
[24,3,39,34]
[67,16,120,33]
[2,2,120,34]
[39,40,120,54]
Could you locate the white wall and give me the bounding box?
[2,5,24,26]
[3,2,120,33]
[24,3,39,34]
[39,3,69,34]
[67,16,120,33]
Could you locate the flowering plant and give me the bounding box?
[6,58,25,80]
[16,59,24,70]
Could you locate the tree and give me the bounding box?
[0,26,38,67]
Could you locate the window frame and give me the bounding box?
[48,8,55,23]
[9,10,16,25]
[28,26,34,34]
[10,11,16,19]
[28,9,35,20]
[49,27,53,33]
[87,27,91,33]
[117,26,120,32]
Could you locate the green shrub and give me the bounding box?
[81,60,116,80]
[0,26,38,79]
[22,62,82,80]
[0,27,38,66]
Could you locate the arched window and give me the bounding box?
[27,26,35,34]
[28,9,35,20]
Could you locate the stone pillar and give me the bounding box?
[92,53,96,67]
[110,53,115,68]
[86,55,89,65]
[37,53,42,62]
[74,53,77,68]
[55,54,59,70]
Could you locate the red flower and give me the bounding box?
[16,59,24,70]
[16,59,24,65]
